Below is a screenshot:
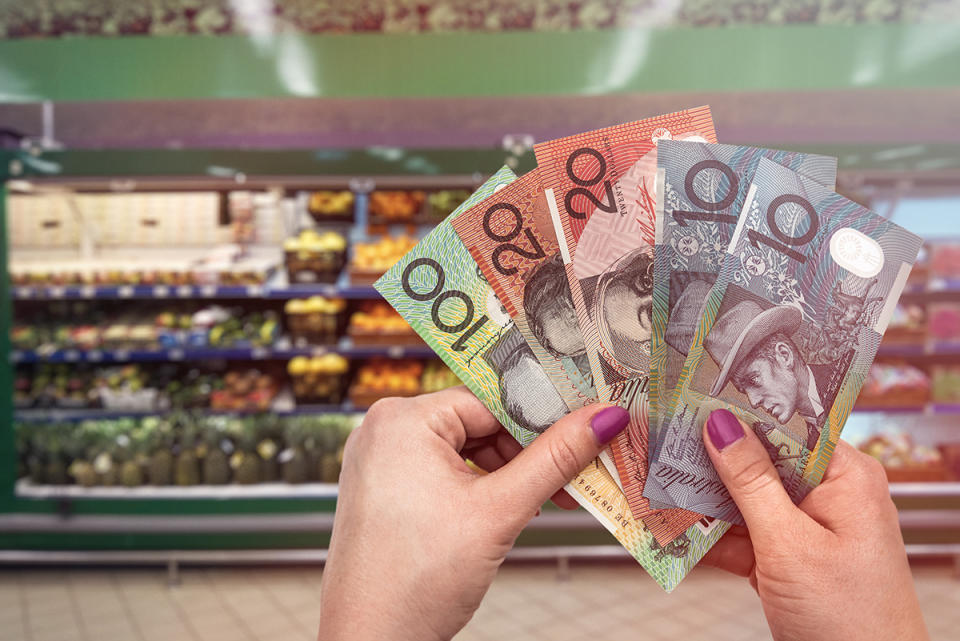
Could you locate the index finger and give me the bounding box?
[409,385,504,450]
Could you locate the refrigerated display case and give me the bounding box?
[1,145,959,564]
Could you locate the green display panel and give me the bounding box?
[1,24,959,103]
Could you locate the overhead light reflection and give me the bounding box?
[586,28,650,95]
[229,0,319,97]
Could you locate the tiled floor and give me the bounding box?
[0,562,956,641]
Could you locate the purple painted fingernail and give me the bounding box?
[590,406,630,445]
[707,409,745,451]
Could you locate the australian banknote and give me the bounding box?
[650,157,922,523]
[450,168,596,406]
[535,107,716,543]
[375,167,727,591]
[645,141,838,509]
[450,168,625,482]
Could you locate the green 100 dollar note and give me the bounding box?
[375,168,725,591]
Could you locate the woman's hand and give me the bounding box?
[700,409,929,641]
[318,386,628,641]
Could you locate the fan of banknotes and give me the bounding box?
[375,106,922,592]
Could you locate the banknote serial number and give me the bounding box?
[574,477,634,529]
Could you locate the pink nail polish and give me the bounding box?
[706,409,744,451]
[590,406,629,445]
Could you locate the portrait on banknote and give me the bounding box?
[664,274,715,358]
[486,325,568,433]
[523,253,589,368]
[690,283,851,451]
[593,246,656,376]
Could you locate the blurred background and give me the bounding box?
[0,2,959,640]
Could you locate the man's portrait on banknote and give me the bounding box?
[487,326,568,433]
[693,285,843,451]
[664,275,715,358]
[523,253,586,361]
[593,246,656,374]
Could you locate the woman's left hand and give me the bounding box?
[318,386,628,641]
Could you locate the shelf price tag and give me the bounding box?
[153,285,170,298]
[168,349,185,361]
[118,285,134,298]
[87,350,103,362]
[113,349,130,361]
[49,286,66,299]
[200,285,217,297]
[251,347,269,360]
[63,350,81,362]
[16,287,32,298]
[79,285,96,298]
[10,351,23,363]
[387,346,405,359]
[176,285,194,298]
[246,284,263,297]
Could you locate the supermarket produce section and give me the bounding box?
[1,148,959,556]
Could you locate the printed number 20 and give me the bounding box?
[482,203,545,276]
[563,147,617,220]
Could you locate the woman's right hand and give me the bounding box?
[699,409,929,641]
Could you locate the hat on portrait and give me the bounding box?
[704,301,803,397]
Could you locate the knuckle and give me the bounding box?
[730,457,779,497]
[363,396,406,426]
[546,437,583,481]
[854,453,890,493]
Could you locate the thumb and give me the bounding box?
[489,404,629,517]
[703,409,803,542]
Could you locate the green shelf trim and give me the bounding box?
[1,24,959,103]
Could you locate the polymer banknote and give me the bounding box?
[450,168,623,481]
[375,168,727,591]
[535,107,716,543]
[645,141,838,508]
[450,169,596,406]
[650,158,922,523]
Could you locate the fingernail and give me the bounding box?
[590,406,630,445]
[707,409,745,451]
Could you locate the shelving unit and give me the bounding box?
[1,146,959,562]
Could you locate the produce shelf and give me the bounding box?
[14,403,366,422]
[10,340,437,364]
[11,282,383,301]
[13,480,341,501]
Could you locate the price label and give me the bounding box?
[49,286,66,299]
[200,285,217,297]
[10,351,23,363]
[246,284,263,297]
[251,347,269,360]
[387,346,405,359]
[79,285,96,298]
[16,287,32,298]
[114,349,130,361]
[176,285,194,298]
[153,285,170,298]
[311,347,329,357]
[168,349,185,361]
[64,350,81,362]
[87,350,103,362]
[118,285,134,298]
